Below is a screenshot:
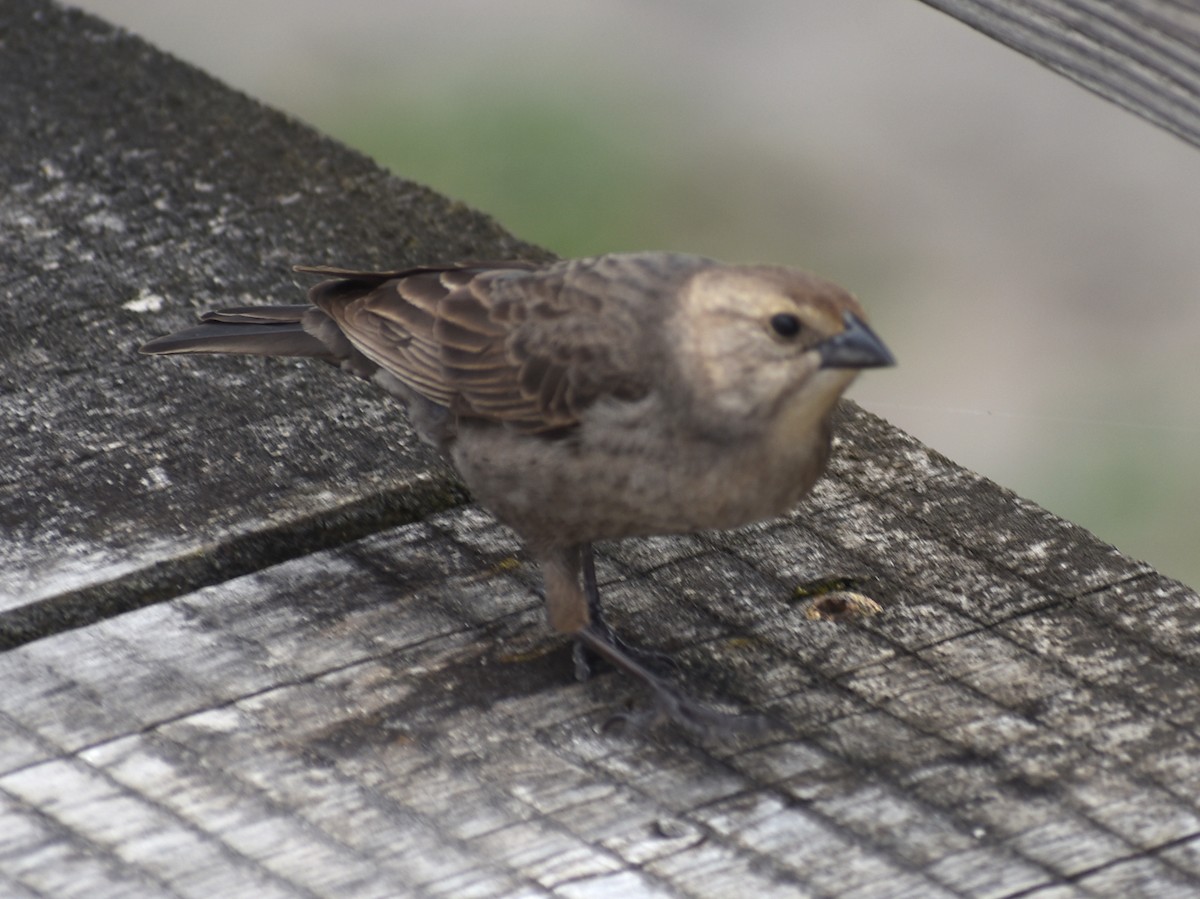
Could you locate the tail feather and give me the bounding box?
[139,305,329,358]
[198,305,312,325]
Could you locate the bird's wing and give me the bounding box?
[303,255,687,433]
[299,263,500,411]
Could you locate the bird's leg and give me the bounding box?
[581,542,603,631]
[535,544,764,735]
[571,547,758,734]
[572,543,605,681]
[571,543,676,681]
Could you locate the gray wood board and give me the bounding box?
[0,0,547,628]
[4,438,1200,896]
[3,0,1200,896]
[918,0,1200,150]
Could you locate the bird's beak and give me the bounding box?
[818,312,895,369]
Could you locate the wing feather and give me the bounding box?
[300,253,707,434]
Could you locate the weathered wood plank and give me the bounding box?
[918,0,1200,149]
[0,0,545,633]
[3,437,1200,895]
[4,0,1200,896]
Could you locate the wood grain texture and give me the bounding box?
[3,462,1200,896]
[918,0,1200,148]
[0,0,543,631]
[4,0,1200,896]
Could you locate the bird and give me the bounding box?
[141,251,894,733]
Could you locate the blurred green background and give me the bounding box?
[72,1,1200,588]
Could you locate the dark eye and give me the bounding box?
[770,312,802,338]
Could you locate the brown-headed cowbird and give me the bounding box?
[141,252,893,732]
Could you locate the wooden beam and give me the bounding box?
[4,0,1200,894]
[918,0,1200,148]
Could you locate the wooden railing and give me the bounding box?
[2,0,1197,895]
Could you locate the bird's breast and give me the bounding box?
[450,396,834,550]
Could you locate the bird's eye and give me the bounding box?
[770,312,802,339]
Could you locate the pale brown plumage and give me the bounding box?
[142,251,894,733]
[296,256,674,436]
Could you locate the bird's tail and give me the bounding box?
[139,305,330,358]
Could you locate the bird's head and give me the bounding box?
[670,264,894,438]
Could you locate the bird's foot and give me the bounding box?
[572,620,677,682]
[574,544,676,680]
[575,625,772,738]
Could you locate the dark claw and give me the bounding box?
[575,543,676,680]
[575,544,772,737]
[572,621,678,682]
[576,624,773,737]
